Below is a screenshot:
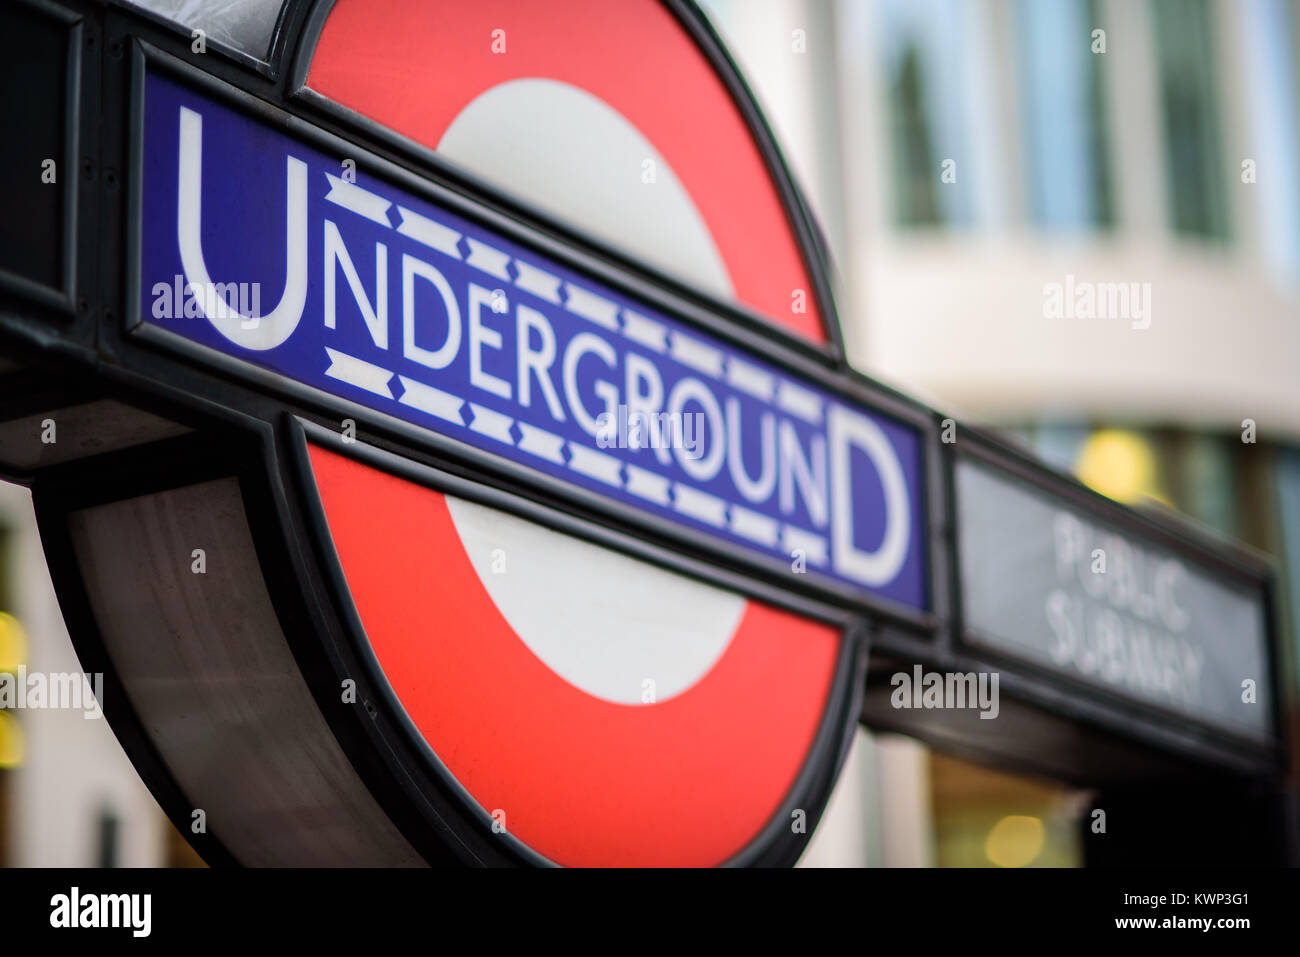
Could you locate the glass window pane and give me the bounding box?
[123,0,287,62]
[1151,0,1230,240]
[1274,447,1300,691]
[1182,433,1238,537]
[878,0,974,228]
[1029,421,1089,473]
[1241,0,1300,280]
[1016,0,1114,230]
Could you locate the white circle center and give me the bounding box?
[439,80,742,705]
[439,77,734,300]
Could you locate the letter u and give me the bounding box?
[726,397,776,503]
[177,105,308,350]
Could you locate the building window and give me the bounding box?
[1241,0,1300,280]
[1151,0,1230,241]
[1016,0,1115,230]
[930,752,1084,868]
[888,42,943,226]
[1178,433,1239,537]
[1274,447,1300,692]
[878,0,976,228]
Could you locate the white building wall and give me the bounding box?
[1,482,165,867]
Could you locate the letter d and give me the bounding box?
[827,404,910,587]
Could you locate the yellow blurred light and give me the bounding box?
[0,611,27,674]
[1074,429,1160,505]
[985,814,1045,868]
[0,710,23,768]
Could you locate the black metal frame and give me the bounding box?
[0,0,85,317]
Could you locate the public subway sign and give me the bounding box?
[956,457,1272,741]
[136,71,928,612]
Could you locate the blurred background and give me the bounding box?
[702,0,1300,867]
[3,0,1299,867]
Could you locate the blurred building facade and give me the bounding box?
[0,482,172,866]
[702,0,1300,866]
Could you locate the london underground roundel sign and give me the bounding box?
[2,0,932,867]
[289,0,904,867]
